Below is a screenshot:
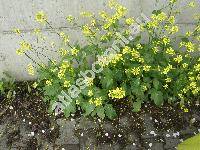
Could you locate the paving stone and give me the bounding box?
[55,119,79,145]
[164,137,180,150]
[76,117,98,130]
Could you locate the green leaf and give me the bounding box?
[104,104,117,120]
[177,134,200,150]
[96,107,105,119]
[150,90,163,106]
[101,69,114,89]
[82,102,96,116]
[153,79,160,90]
[132,99,142,112]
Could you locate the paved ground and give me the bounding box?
[0,109,200,150]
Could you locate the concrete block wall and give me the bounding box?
[0,0,199,80]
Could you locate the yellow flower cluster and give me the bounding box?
[148,12,167,29]
[63,80,71,88]
[125,18,134,25]
[82,25,94,37]
[86,78,94,86]
[46,80,52,86]
[162,64,173,75]
[59,32,69,45]
[66,15,74,23]
[27,63,35,76]
[162,37,170,45]
[89,97,102,106]
[122,46,132,54]
[35,11,47,24]
[58,48,68,56]
[71,47,79,56]
[58,61,70,79]
[174,55,183,63]
[16,41,31,55]
[165,77,172,83]
[131,67,140,75]
[167,25,179,34]
[88,90,93,97]
[110,54,123,64]
[168,16,175,24]
[108,87,126,99]
[166,47,175,55]
[80,11,93,17]
[143,65,151,72]
[194,63,200,72]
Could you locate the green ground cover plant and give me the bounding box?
[15,0,199,119]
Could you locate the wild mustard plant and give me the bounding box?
[16,0,200,119]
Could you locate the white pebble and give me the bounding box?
[118,134,122,137]
[29,122,32,125]
[81,133,84,136]
[198,129,200,133]
[149,143,152,147]
[154,119,158,123]
[133,143,136,146]
[105,133,108,136]
[42,130,45,133]
[166,134,170,137]
[9,106,13,110]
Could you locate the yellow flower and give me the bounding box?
[20,41,31,50]
[152,47,159,53]
[182,63,188,68]
[46,80,52,86]
[184,108,189,113]
[99,11,108,19]
[66,15,74,23]
[166,47,175,55]
[136,44,143,49]
[94,97,102,106]
[27,63,35,76]
[32,82,38,88]
[125,18,134,25]
[188,1,195,7]
[165,78,172,83]
[33,28,41,35]
[142,85,148,91]
[131,49,140,59]
[169,25,179,34]
[58,48,68,56]
[16,49,24,55]
[110,54,123,64]
[131,67,140,75]
[13,28,21,34]
[122,46,131,54]
[71,48,79,56]
[80,11,93,17]
[186,31,192,37]
[88,90,93,97]
[168,16,175,24]
[63,80,71,88]
[163,84,168,89]
[185,42,195,52]
[170,0,177,4]
[108,87,126,99]
[174,55,183,63]
[143,65,151,72]
[194,64,200,72]
[163,37,170,45]
[162,64,173,75]
[35,11,47,24]
[86,78,94,86]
